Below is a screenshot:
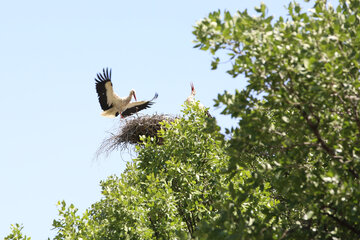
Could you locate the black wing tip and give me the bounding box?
[103,68,112,80]
[95,67,112,83]
[120,92,158,118]
[95,67,113,110]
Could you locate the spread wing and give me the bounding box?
[95,68,115,111]
[121,93,158,117]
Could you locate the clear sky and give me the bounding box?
[0,0,333,238]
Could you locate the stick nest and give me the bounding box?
[97,114,176,157]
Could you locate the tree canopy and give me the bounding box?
[6,0,360,239]
[193,0,360,238]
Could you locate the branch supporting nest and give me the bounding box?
[97,114,176,157]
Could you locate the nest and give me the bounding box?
[97,114,176,157]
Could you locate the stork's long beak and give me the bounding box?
[133,92,137,101]
[190,82,195,92]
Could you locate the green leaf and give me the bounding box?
[303,211,314,220]
[348,14,356,24]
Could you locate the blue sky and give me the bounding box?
[0,0,331,238]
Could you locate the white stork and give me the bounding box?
[186,82,212,117]
[95,68,158,118]
[186,82,197,105]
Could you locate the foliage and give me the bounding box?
[48,103,265,239]
[7,1,360,239]
[4,224,31,240]
[193,0,360,239]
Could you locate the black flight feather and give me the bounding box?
[121,93,158,117]
[95,68,112,111]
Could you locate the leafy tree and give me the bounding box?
[48,103,268,239]
[7,1,360,239]
[4,224,31,240]
[193,0,360,238]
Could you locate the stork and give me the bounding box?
[186,82,212,117]
[186,82,198,105]
[95,68,158,118]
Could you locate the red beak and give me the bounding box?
[133,92,137,101]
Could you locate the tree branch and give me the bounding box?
[300,108,336,157]
[324,212,360,237]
